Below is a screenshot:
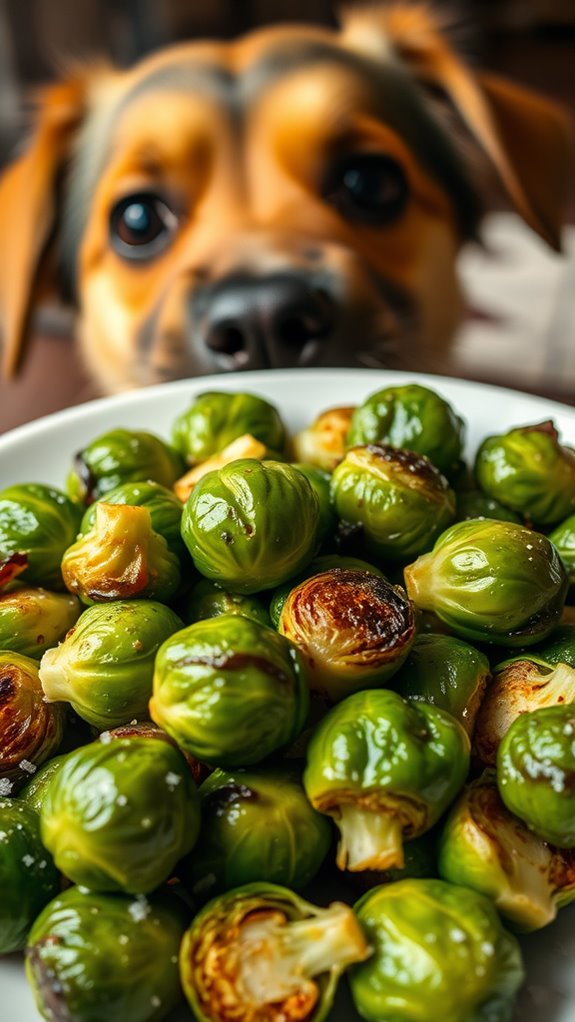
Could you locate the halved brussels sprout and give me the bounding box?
[268,554,384,628]
[0,651,64,791]
[150,615,309,767]
[39,600,184,730]
[179,882,370,1022]
[79,480,186,561]
[0,799,59,953]
[26,886,188,1022]
[0,585,81,658]
[404,519,568,646]
[278,569,416,701]
[293,405,355,471]
[171,390,287,465]
[182,578,271,627]
[456,490,522,524]
[67,428,185,505]
[349,879,524,1022]
[0,483,82,589]
[304,689,470,872]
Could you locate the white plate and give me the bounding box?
[1,367,575,1022]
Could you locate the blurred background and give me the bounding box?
[0,0,574,432]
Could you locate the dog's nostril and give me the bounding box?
[206,324,245,356]
[277,315,314,348]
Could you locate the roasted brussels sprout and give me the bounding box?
[349,879,524,1022]
[0,585,81,658]
[19,753,69,813]
[331,444,455,563]
[174,433,270,503]
[346,383,465,478]
[438,772,575,930]
[530,622,575,668]
[0,799,59,953]
[150,615,309,766]
[41,735,200,892]
[0,483,82,589]
[269,554,384,628]
[475,420,575,527]
[179,882,370,1022]
[62,503,182,603]
[181,459,320,593]
[497,704,575,847]
[79,480,186,561]
[304,689,470,871]
[40,600,183,730]
[293,405,355,471]
[97,721,212,787]
[0,651,64,791]
[345,830,439,893]
[291,463,337,543]
[404,519,568,646]
[26,886,188,1022]
[278,569,415,701]
[67,428,185,505]
[456,490,522,524]
[182,577,271,626]
[549,512,575,583]
[172,390,287,465]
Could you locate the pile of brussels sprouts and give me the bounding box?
[3,382,575,1022]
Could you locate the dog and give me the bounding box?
[0,2,572,394]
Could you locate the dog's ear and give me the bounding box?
[340,3,574,250]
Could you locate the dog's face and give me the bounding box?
[0,4,572,392]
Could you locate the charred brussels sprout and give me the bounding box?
[39,600,184,730]
[456,490,522,524]
[67,428,185,505]
[0,585,81,658]
[475,420,575,527]
[269,554,384,628]
[0,799,59,953]
[293,405,355,471]
[172,390,286,464]
[304,689,469,872]
[0,651,64,791]
[150,615,309,766]
[349,879,524,1022]
[181,459,320,594]
[26,886,188,1022]
[80,480,186,561]
[404,519,568,646]
[182,577,270,626]
[549,513,575,582]
[331,444,455,563]
[346,383,465,478]
[179,882,370,1022]
[0,483,82,589]
[278,569,415,701]
[40,736,200,892]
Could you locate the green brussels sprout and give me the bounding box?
[62,503,182,604]
[268,554,384,628]
[182,577,271,627]
[0,651,64,791]
[172,390,287,465]
[392,633,490,736]
[304,689,470,871]
[346,383,465,478]
[39,600,184,730]
[497,703,575,847]
[349,879,524,1022]
[475,420,575,527]
[40,735,200,892]
[456,490,522,524]
[80,480,186,561]
[96,721,213,787]
[0,483,82,589]
[26,886,188,1022]
[0,799,60,953]
[0,585,81,658]
[181,459,320,594]
[290,463,337,543]
[179,882,370,1022]
[530,622,575,668]
[438,772,575,931]
[549,512,575,583]
[183,768,332,902]
[292,405,355,471]
[67,428,185,505]
[19,753,69,813]
[330,444,455,563]
[404,519,568,646]
[278,569,416,701]
[150,615,309,766]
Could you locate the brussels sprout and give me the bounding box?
[549,512,575,583]
[67,428,185,505]
[182,577,271,627]
[181,459,320,594]
[80,480,186,561]
[39,600,184,730]
[174,433,270,503]
[150,615,309,766]
[497,704,575,847]
[292,405,355,471]
[291,463,337,543]
[268,554,384,628]
[0,799,59,953]
[438,771,575,931]
[475,420,575,527]
[97,721,212,787]
[26,886,188,1022]
[0,585,81,658]
[331,444,455,563]
[278,569,416,701]
[179,882,370,1022]
[345,830,439,894]
[40,735,200,892]
[62,503,182,604]
[456,490,522,524]
[392,633,490,736]
[346,383,465,478]
[0,651,64,791]
[304,689,470,871]
[530,622,575,668]
[19,753,69,813]
[404,519,568,646]
[0,483,82,589]
[172,390,287,465]
[349,879,524,1022]
[183,768,332,901]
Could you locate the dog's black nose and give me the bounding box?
[194,274,334,370]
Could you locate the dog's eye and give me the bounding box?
[323,154,408,225]
[110,194,178,259]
